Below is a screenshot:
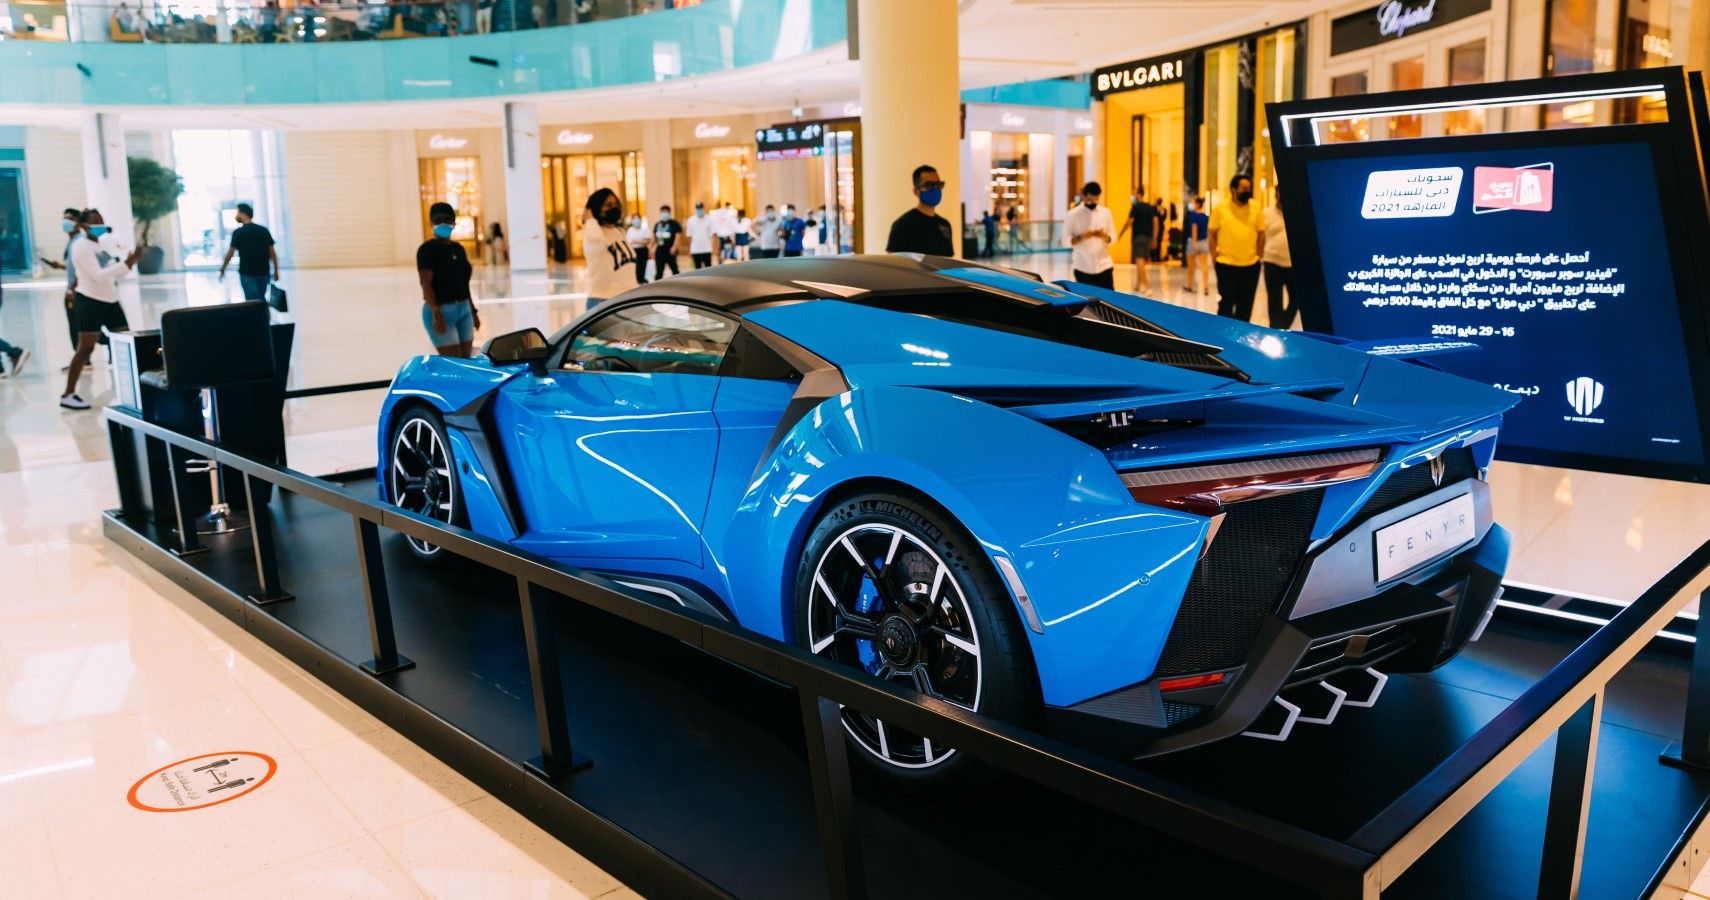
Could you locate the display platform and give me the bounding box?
[103,475,1710,899]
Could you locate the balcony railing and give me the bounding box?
[0,0,687,43]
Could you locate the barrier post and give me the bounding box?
[1662,586,1710,770]
[354,516,414,675]
[242,473,293,605]
[164,444,206,556]
[800,691,867,900]
[517,578,589,780]
[1538,692,1601,899]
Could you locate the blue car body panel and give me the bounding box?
[378,258,1519,721]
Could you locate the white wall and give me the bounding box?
[282,130,412,267]
[24,127,85,266]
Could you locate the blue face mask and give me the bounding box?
[432,224,455,240]
[62,219,78,234]
[88,225,111,238]
[919,187,943,207]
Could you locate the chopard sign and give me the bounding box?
[1377,0,1434,37]
[1091,55,1187,98]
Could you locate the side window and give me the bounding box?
[717,327,804,382]
[562,302,736,376]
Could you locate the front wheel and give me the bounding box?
[795,491,1037,788]
[386,407,463,561]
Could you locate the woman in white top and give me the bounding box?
[1261,185,1295,329]
[625,214,654,285]
[733,210,753,261]
[62,208,141,410]
[582,188,637,304]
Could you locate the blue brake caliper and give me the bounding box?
[854,557,883,674]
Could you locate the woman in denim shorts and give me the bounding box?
[416,202,481,357]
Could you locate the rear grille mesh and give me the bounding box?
[1153,489,1325,677]
[1355,448,1477,520]
[1088,302,1165,333]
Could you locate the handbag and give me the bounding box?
[266,283,289,314]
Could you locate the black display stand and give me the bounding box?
[99,406,1710,899]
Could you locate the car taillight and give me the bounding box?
[1121,448,1383,516]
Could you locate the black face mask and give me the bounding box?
[1236,191,1253,203]
[600,206,623,226]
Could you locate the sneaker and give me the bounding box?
[59,393,90,410]
[7,349,28,377]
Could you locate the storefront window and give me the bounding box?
[673,146,756,219]
[1324,72,1370,144]
[1253,27,1296,205]
[988,132,1031,221]
[1387,56,1427,139]
[1202,42,1240,204]
[419,156,483,259]
[1443,40,1488,135]
[1544,0,1694,125]
[540,151,643,262]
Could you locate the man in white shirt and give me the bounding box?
[685,203,717,269]
[62,208,141,410]
[1065,182,1116,290]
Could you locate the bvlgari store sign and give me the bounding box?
[1330,0,1492,56]
[1090,53,1188,99]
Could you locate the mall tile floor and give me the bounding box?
[2,253,1710,897]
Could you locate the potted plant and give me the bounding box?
[128,156,184,275]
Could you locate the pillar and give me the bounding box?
[640,118,675,223]
[80,112,135,249]
[503,102,547,271]
[856,0,960,255]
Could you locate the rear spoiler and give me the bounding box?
[1007,377,1345,422]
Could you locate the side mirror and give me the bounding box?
[483,328,551,368]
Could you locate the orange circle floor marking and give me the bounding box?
[127,751,278,813]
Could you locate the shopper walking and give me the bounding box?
[755,206,782,259]
[686,203,716,269]
[733,208,753,261]
[626,213,654,284]
[218,203,279,302]
[416,202,481,359]
[714,202,737,262]
[487,223,509,265]
[37,207,84,351]
[1065,182,1116,290]
[1183,196,1210,295]
[652,206,682,277]
[61,209,141,410]
[1261,185,1295,329]
[582,188,636,304]
[885,164,954,256]
[1116,190,1157,292]
[1210,175,1264,322]
[780,207,809,257]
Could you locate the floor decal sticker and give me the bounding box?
[127,751,278,812]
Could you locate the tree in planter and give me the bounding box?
[128,156,183,274]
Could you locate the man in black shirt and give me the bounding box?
[885,164,954,256]
[1117,190,1157,292]
[652,206,682,278]
[219,203,280,301]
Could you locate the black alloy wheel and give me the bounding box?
[387,408,462,560]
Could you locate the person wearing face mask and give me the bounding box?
[416,202,480,358]
[733,208,753,261]
[652,206,682,278]
[780,206,808,258]
[685,202,716,269]
[1064,182,1116,289]
[61,209,142,410]
[885,164,954,256]
[581,188,637,303]
[755,206,781,258]
[1115,189,1156,292]
[37,207,84,353]
[625,212,654,285]
[1209,174,1265,322]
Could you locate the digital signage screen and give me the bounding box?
[1287,127,1710,481]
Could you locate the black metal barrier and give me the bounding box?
[102,403,1710,899]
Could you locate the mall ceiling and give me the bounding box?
[2,0,1334,130]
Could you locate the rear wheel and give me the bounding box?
[386,407,463,560]
[795,491,1037,787]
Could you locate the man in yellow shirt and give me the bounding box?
[1208,174,1265,321]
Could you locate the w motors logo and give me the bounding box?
[1566,377,1605,417]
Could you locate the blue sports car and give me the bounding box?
[377,255,1515,784]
